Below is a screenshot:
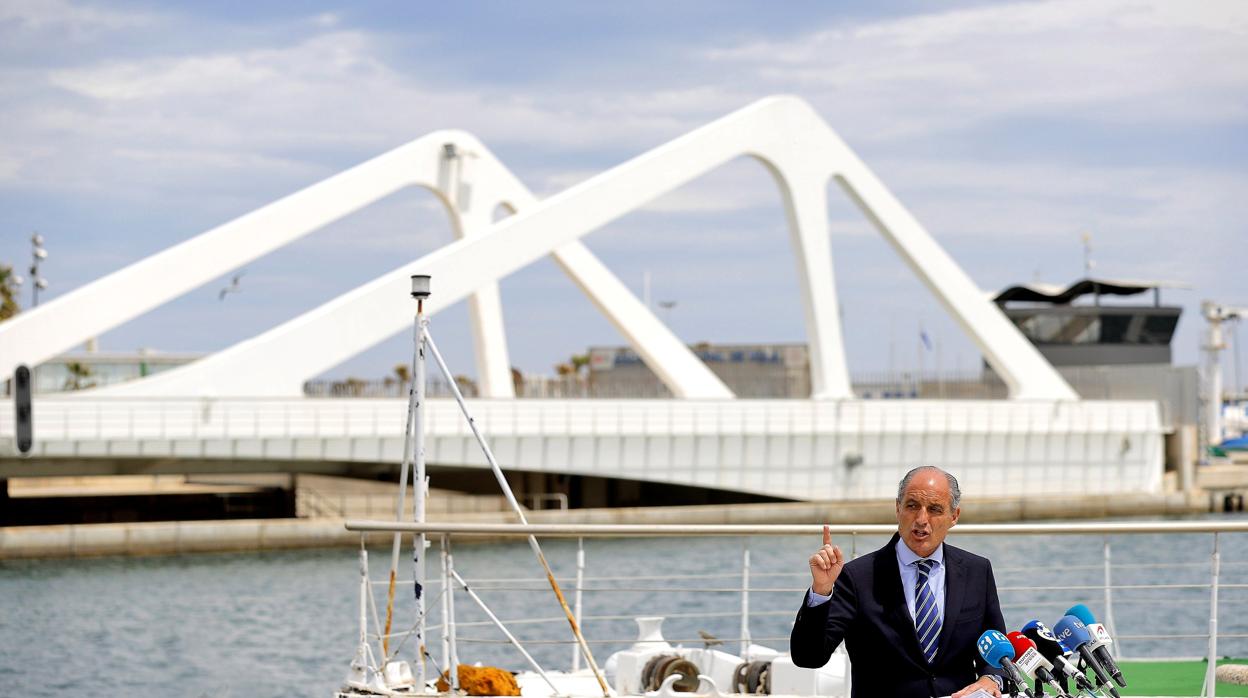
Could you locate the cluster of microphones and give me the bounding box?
[976,604,1126,698]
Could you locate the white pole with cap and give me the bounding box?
[411,273,430,688]
[381,274,430,673]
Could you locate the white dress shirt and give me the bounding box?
[895,538,946,624]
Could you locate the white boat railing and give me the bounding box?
[345,520,1248,697]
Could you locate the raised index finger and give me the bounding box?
[822,524,831,546]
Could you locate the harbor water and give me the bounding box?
[2,515,1246,696]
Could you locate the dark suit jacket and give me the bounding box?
[790,533,1005,698]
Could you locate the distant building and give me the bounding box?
[588,342,811,398]
[993,278,1182,367]
[992,278,1197,427]
[581,279,1196,424]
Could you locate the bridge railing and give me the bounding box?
[0,397,1166,506]
[2,394,1163,441]
[0,396,408,441]
[344,521,1248,696]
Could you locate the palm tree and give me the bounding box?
[453,374,478,397]
[0,264,20,321]
[64,361,94,390]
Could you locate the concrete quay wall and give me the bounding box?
[0,491,1210,559]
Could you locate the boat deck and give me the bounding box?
[335,659,1248,698]
[1118,658,1247,696]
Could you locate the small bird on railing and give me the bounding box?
[698,630,723,648]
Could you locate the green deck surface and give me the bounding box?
[1115,659,1248,696]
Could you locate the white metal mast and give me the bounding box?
[1203,300,1247,454]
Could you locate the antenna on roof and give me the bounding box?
[1081,232,1095,276]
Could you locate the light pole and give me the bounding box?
[29,233,48,307]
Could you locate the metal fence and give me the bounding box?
[300,365,1197,429]
[347,520,1248,698]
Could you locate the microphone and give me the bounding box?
[1022,620,1099,695]
[1054,615,1120,698]
[1066,604,1127,687]
[977,630,1036,698]
[1008,631,1072,698]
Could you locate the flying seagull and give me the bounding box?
[219,271,244,301]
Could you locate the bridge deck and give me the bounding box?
[1,396,1163,502]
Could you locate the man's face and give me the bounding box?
[896,471,960,558]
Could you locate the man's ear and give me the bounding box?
[951,506,961,526]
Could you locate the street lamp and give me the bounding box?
[29,232,48,307]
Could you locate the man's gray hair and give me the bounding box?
[896,466,961,510]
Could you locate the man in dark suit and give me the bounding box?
[790,466,1005,698]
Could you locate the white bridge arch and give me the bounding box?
[1,96,1073,401]
[2,97,1165,503]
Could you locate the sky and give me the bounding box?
[1,0,1246,389]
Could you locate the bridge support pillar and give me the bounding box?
[774,170,851,399]
[282,473,297,518]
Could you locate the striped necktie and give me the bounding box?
[914,558,941,664]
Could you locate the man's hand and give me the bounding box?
[808,524,845,596]
[951,676,1002,698]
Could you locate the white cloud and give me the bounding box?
[5,0,1243,208]
[878,157,1248,230]
[50,53,283,101]
[0,0,155,33]
[21,0,1242,214]
[4,30,736,206]
[310,12,339,29]
[835,156,1245,305]
[707,0,1248,138]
